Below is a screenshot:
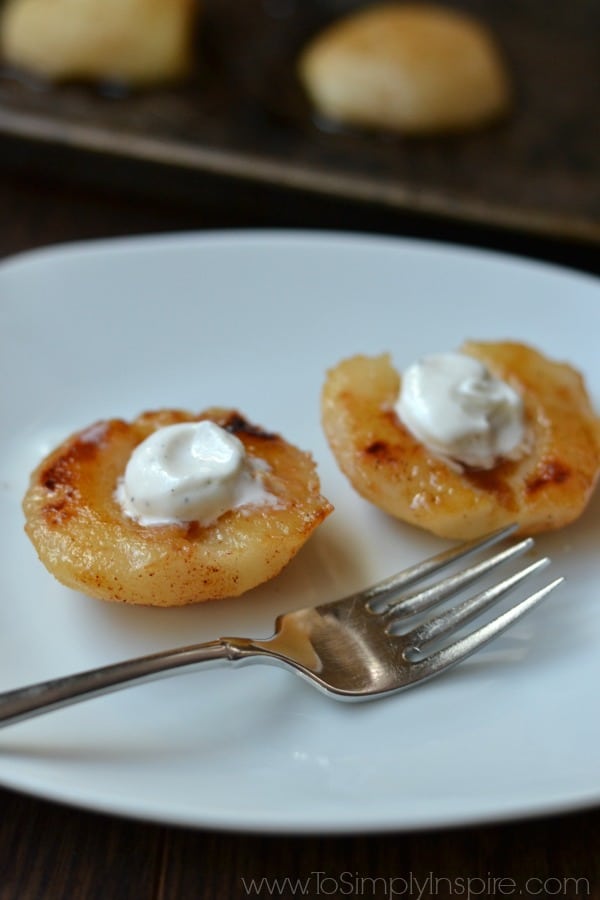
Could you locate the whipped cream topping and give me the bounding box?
[396,352,525,469]
[116,421,276,526]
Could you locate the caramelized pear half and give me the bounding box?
[322,342,600,539]
[23,408,332,606]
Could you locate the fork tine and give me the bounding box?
[364,523,518,610]
[380,535,534,618]
[404,557,550,648]
[406,577,564,683]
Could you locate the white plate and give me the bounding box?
[0,231,598,833]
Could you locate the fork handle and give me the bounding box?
[0,639,251,728]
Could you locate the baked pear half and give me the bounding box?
[1,0,197,86]
[321,342,600,539]
[298,2,511,134]
[23,408,332,606]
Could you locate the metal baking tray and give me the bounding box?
[0,0,598,243]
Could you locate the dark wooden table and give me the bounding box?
[0,170,598,900]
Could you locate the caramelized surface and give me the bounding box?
[322,342,600,539]
[23,408,332,605]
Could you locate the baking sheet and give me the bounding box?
[0,0,598,242]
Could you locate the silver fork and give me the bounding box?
[0,525,562,726]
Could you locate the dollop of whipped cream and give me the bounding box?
[396,352,525,469]
[116,421,275,526]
